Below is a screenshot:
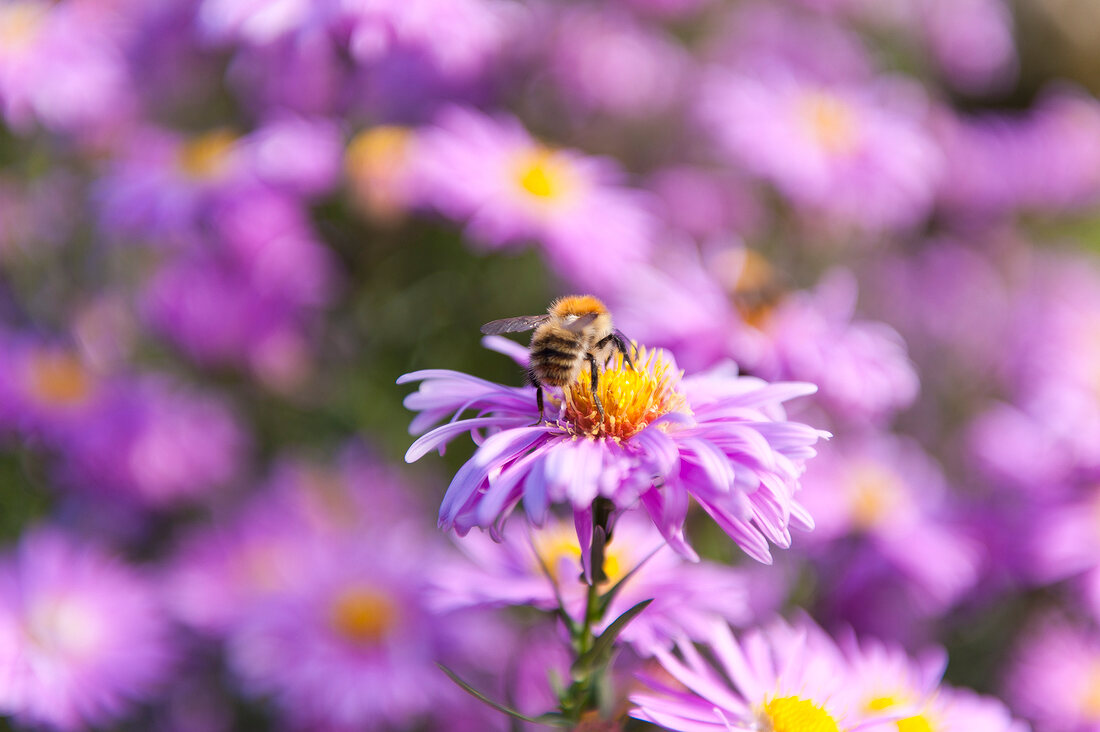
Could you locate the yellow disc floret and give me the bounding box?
[512,147,579,205]
[26,351,94,408]
[329,586,397,646]
[563,346,690,441]
[761,696,841,732]
[531,522,625,587]
[178,130,238,180]
[897,715,936,732]
[797,91,859,156]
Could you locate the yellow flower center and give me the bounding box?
[897,715,935,732]
[25,596,103,659]
[0,3,46,53]
[1080,664,1100,719]
[513,148,577,204]
[178,130,238,180]
[797,92,859,156]
[346,125,413,221]
[564,346,690,441]
[329,586,397,645]
[26,351,94,408]
[531,523,625,586]
[761,696,840,732]
[847,462,903,530]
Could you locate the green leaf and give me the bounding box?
[571,598,653,675]
[437,664,572,727]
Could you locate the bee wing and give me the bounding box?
[563,312,599,333]
[479,314,551,335]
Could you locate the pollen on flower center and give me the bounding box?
[25,597,103,658]
[328,586,397,645]
[1080,665,1100,719]
[27,352,94,407]
[513,148,574,202]
[761,696,841,732]
[897,715,935,732]
[0,3,46,51]
[531,525,625,586]
[563,345,689,441]
[797,92,859,155]
[848,462,903,530]
[178,130,238,180]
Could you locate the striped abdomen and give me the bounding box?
[529,325,585,387]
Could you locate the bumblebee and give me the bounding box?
[480,295,634,422]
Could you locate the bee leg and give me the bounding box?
[612,331,635,370]
[587,353,606,423]
[527,369,546,425]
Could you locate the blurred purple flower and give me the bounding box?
[166,446,510,730]
[95,127,247,244]
[237,116,343,196]
[632,616,1025,731]
[0,1,136,133]
[402,341,825,565]
[800,435,981,614]
[920,0,1016,93]
[630,617,862,731]
[431,510,753,654]
[1006,614,1100,731]
[755,270,920,423]
[700,70,941,231]
[937,91,1100,219]
[412,106,656,290]
[545,7,689,120]
[196,0,342,47]
[56,377,247,508]
[842,631,1027,732]
[0,336,109,442]
[708,2,873,85]
[343,0,518,83]
[645,167,765,240]
[0,527,173,730]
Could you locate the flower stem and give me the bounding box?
[560,499,615,726]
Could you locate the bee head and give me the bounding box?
[549,295,608,319]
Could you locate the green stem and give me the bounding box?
[559,500,615,726]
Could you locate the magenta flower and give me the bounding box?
[0,528,173,730]
[411,106,656,290]
[56,377,247,508]
[699,69,941,232]
[544,6,688,120]
[631,617,1026,732]
[0,1,135,133]
[799,434,981,613]
[430,510,753,654]
[630,617,865,731]
[842,632,1027,732]
[1006,614,1100,731]
[402,340,825,565]
[168,448,512,731]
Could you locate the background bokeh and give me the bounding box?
[2,0,1100,730]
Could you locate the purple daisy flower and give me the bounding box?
[56,376,247,508]
[411,106,656,290]
[699,68,941,232]
[1006,613,1100,731]
[842,631,1028,732]
[0,527,173,730]
[401,339,825,566]
[629,617,866,731]
[430,509,753,654]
